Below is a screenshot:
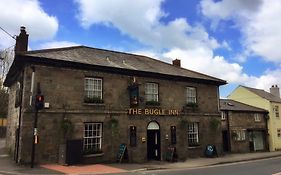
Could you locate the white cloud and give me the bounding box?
[38,41,80,50]
[0,0,58,49]
[201,0,281,63]
[75,0,221,50]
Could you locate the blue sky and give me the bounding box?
[1,0,281,97]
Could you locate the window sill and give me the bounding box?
[83,103,105,106]
[188,145,201,149]
[83,153,104,157]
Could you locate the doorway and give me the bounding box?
[147,121,161,160]
[222,130,230,152]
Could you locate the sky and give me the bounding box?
[1,0,281,97]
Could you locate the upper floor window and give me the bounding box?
[274,106,279,118]
[84,77,103,103]
[145,83,159,102]
[254,113,262,122]
[186,87,197,104]
[221,111,226,120]
[187,122,199,146]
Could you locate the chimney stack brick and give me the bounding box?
[172,59,181,67]
[15,26,29,53]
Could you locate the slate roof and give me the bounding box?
[220,99,267,112]
[4,46,226,86]
[241,86,281,103]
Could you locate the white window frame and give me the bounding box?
[274,106,279,118]
[84,77,103,99]
[145,83,159,102]
[277,129,281,138]
[254,113,262,122]
[188,122,199,146]
[186,87,197,104]
[221,111,226,120]
[233,129,246,141]
[83,123,103,152]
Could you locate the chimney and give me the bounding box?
[172,59,181,67]
[15,26,29,53]
[270,85,280,97]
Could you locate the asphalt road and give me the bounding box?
[115,157,281,175]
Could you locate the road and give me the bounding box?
[114,157,281,175]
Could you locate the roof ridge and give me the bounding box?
[222,99,267,111]
[26,46,226,83]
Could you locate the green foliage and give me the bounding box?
[109,118,118,129]
[179,119,188,128]
[210,118,220,130]
[145,100,160,106]
[0,88,8,118]
[84,96,104,104]
[61,118,73,138]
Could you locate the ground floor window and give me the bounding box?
[278,129,281,138]
[233,129,246,141]
[83,122,103,154]
[188,122,199,146]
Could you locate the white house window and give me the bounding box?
[221,111,226,120]
[145,83,159,102]
[84,77,103,103]
[254,113,262,122]
[277,129,281,138]
[186,87,197,104]
[188,123,199,146]
[83,123,103,154]
[233,129,246,141]
[274,106,279,118]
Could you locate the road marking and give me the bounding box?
[272,172,281,175]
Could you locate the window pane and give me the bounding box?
[186,87,197,103]
[83,123,103,153]
[187,123,199,146]
[145,83,159,102]
[84,78,103,99]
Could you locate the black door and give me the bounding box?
[222,130,230,152]
[66,139,83,165]
[147,130,160,160]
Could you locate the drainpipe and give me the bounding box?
[264,113,269,151]
[226,111,231,152]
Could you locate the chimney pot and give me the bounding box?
[172,59,181,67]
[15,26,29,53]
[270,85,280,98]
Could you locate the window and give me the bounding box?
[186,87,197,104]
[254,113,262,122]
[277,129,281,138]
[171,126,176,144]
[233,129,246,141]
[221,111,226,120]
[145,83,159,102]
[188,123,199,146]
[130,126,137,146]
[274,106,279,118]
[84,78,103,103]
[83,123,103,153]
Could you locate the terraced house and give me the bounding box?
[228,85,281,151]
[4,27,226,165]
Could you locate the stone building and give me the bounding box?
[220,99,269,153]
[4,27,226,165]
[228,85,281,151]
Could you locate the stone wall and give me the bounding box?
[16,64,222,163]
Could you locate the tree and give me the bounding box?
[0,81,8,118]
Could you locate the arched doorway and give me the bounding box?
[147,121,161,160]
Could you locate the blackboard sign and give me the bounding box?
[117,144,127,163]
[165,147,176,162]
[204,144,218,158]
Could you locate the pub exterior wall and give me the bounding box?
[9,64,222,164]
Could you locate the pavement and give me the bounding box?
[1,138,281,175]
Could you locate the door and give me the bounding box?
[253,131,265,151]
[147,122,161,160]
[222,130,230,152]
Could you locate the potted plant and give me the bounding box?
[84,96,104,104]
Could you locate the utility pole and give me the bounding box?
[31,83,44,168]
